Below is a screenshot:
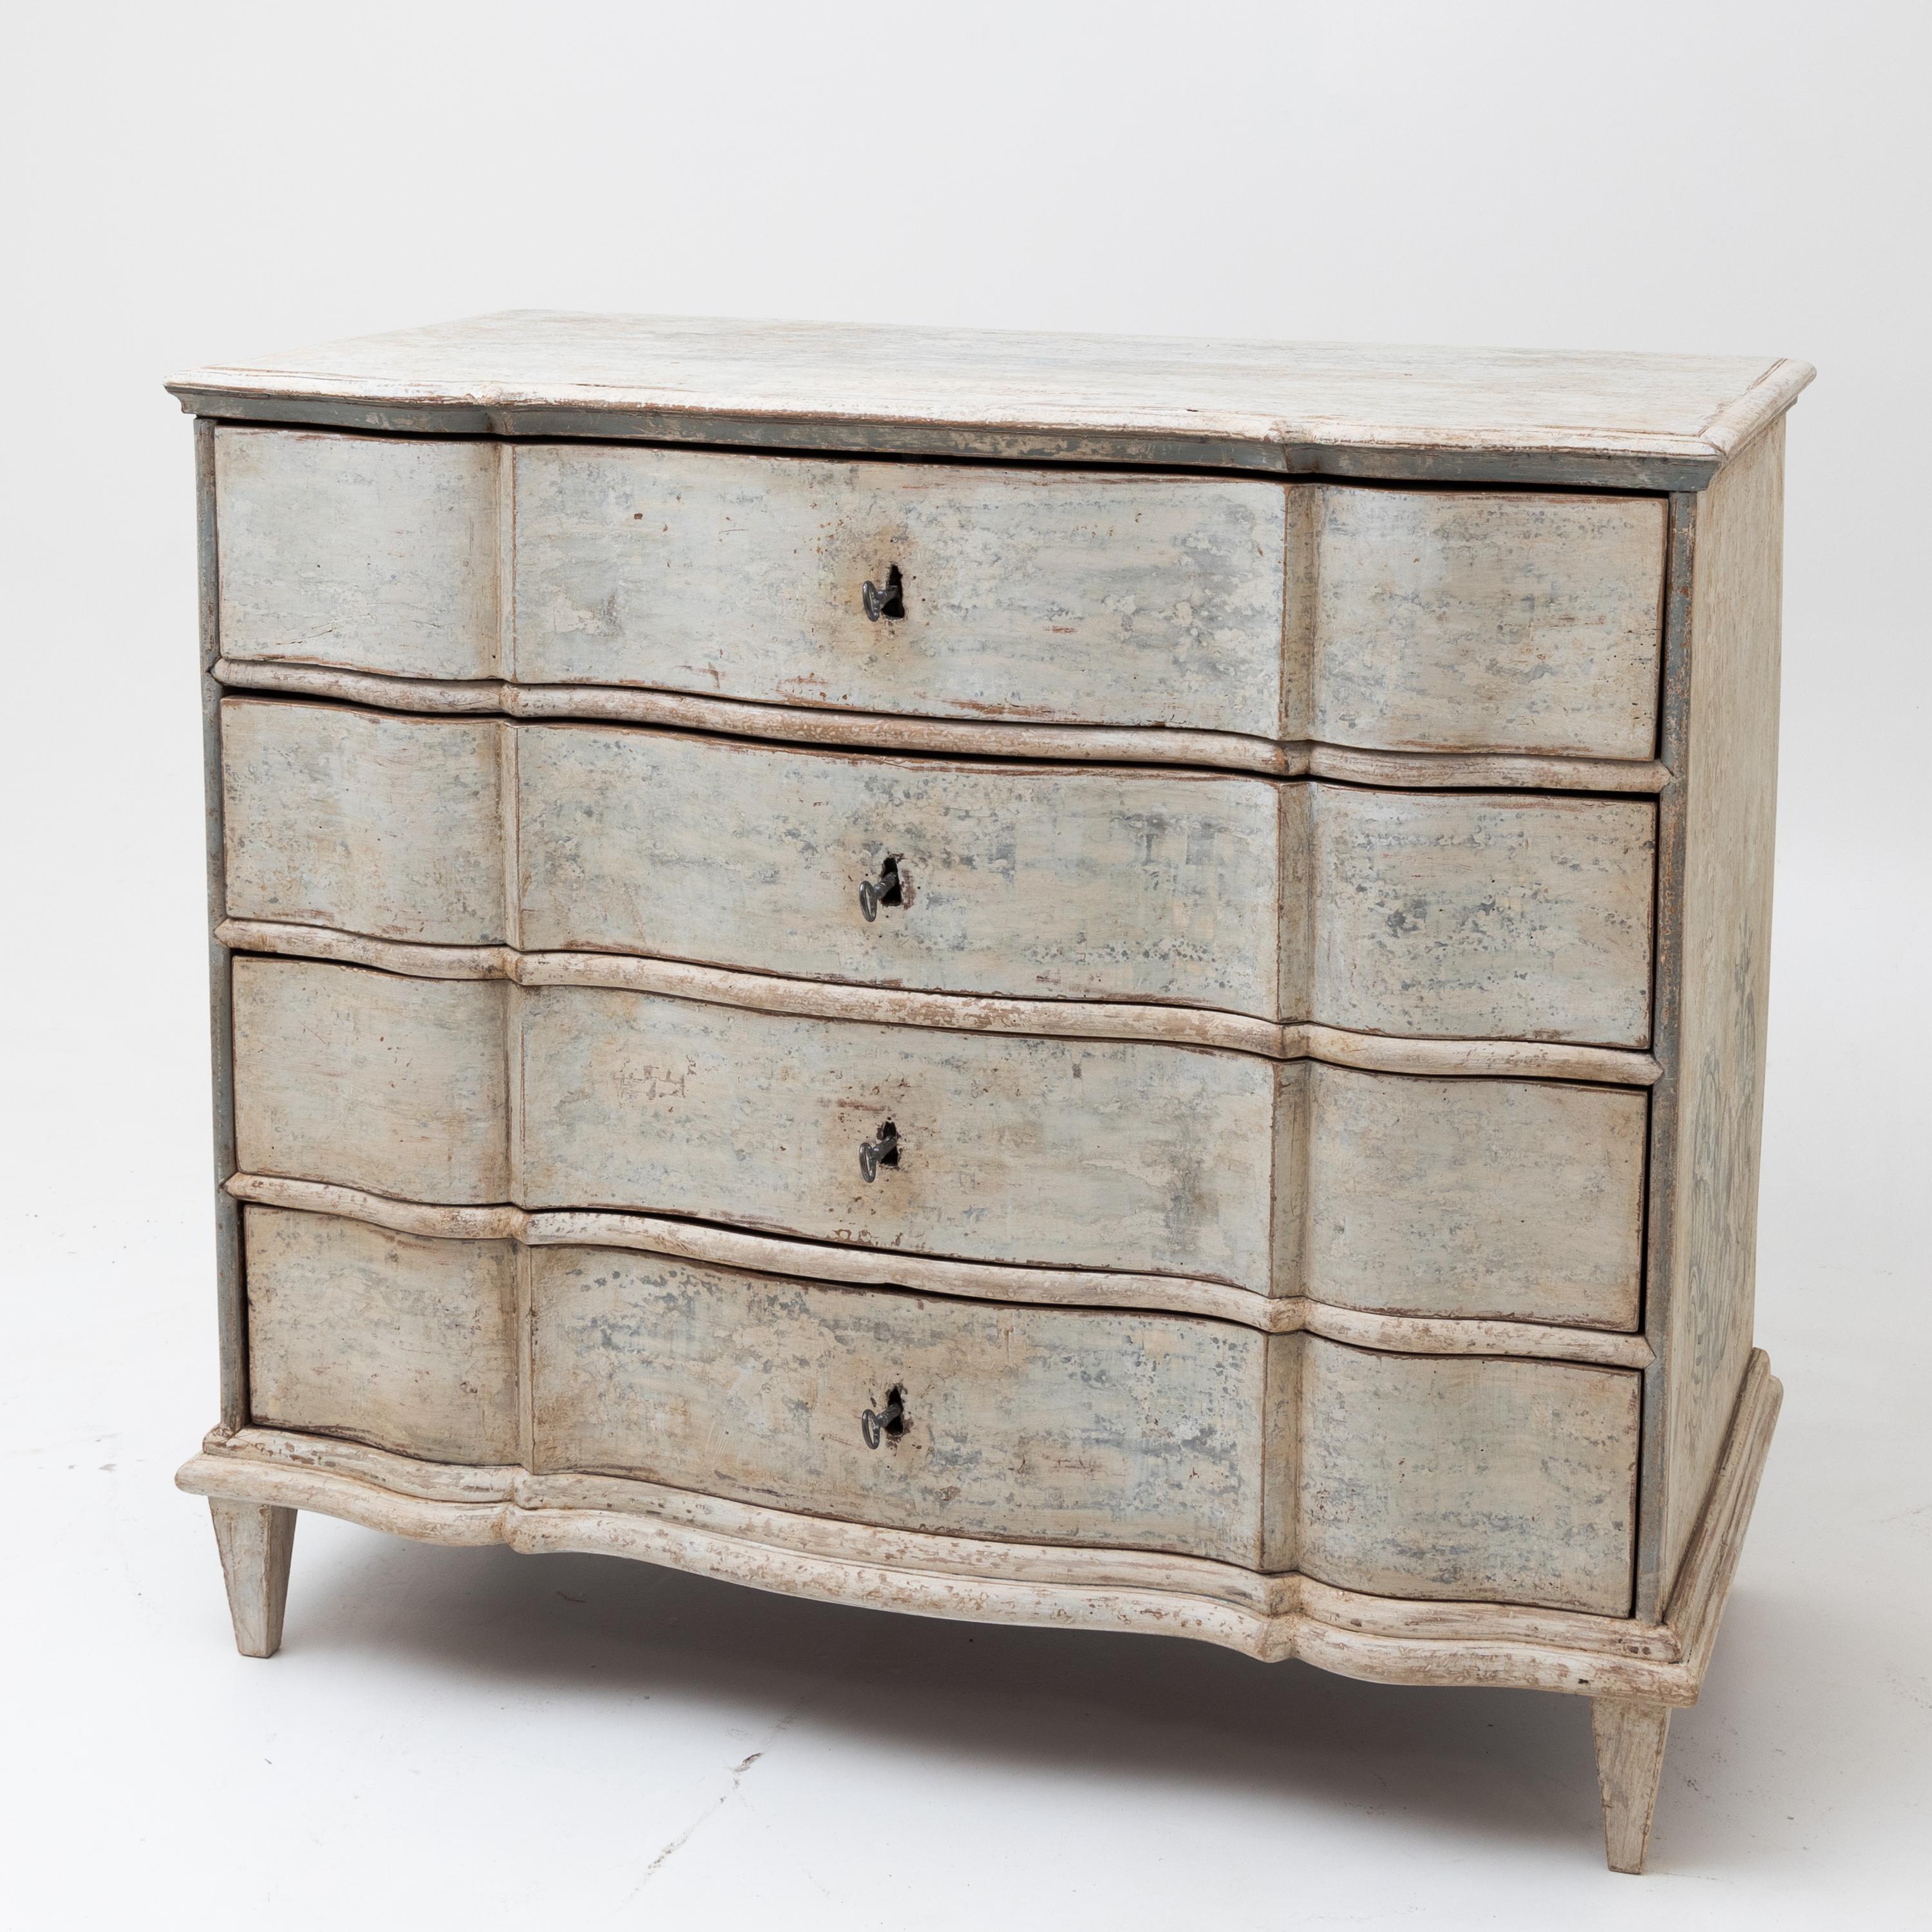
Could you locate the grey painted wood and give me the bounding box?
[1307,788,1656,1045]
[518,987,1280,1290]
[245,1206,521,1464]
[207,1499,296,1658]
[220,702,1656,1040]
[1294,488,1666,759]
[1283,1066,1647,1329]
[223,959,1648,1322]
[529,1244,1277,1564]
[231,959,510,1204]
[222,699,508,943]
[197,418,247,1434]
[1297,1343,1640,1615]
[214,425,503,680]
[1651,422,1788,1603]
[511,444,1289,735]
[1594,1698,1672,1873]
[171,313,1814,489]
[515,724,1285,1014]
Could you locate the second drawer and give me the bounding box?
[223,699,1656,1043]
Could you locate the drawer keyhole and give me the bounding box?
[861,1385,907,1450]
[858,1119,900,1183]
[858,855,906,922]
[862,564,905,622]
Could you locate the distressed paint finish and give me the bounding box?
[181,1347,1781,1686]
[175,316,1806,1870]
[1292,488,1666,759]
[1651,422,1787,1601]
[231,958,510,1204]
[1594,1698,1673,1873]
[213,653,1674,794]
[171,313,1813,489]
[207,1499,297,1658]
[513,444,1288,734]
[219,701,1656,1039]
[223,958,1648,1323]
[222,699,507,943]
[515,723,1285,1013]
[1297,1343,1640,1616]
[530,1245,1278,1564]
[1282,1065,1647,1329]
[245,1206,520,1464]
[215,429,1671,758]
[1305,787,1656,1045]
[213,426,503,680]
[518,986,1279,1289]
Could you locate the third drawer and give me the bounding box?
[230,956,1647,1326]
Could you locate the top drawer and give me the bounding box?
[214,426,1667,759]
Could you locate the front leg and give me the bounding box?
[1591,1696,1672,1873]
[208,1499,298,1657]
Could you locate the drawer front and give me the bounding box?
[521,988,1279,1289]
[222,699,509,944]
[531,1245,1280,1564]
[1283,1065,1645,1329]
[214,433,1665,761]
[223,700,1654,1040]
[214,426,502,681]
[1295,487,1665,759]
[1298,1345,1639,1615]
[511,445,1289,735]
[234,1204,1638,1607]
[229,960,1647,1323]
[231,959,511,1204]
[244,1206,521,1464]
[514,721,1282,1014]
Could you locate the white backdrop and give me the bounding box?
[4,4,1927,1925]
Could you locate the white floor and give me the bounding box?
[8,826,1929,1929]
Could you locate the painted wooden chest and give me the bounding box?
[169,314,1808,1870]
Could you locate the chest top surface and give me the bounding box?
[169,311,1812,489]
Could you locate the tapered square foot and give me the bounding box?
[1592,1696,1672,1873]
[208,1498,298,1657]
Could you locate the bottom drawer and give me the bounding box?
[243,1206,1639,1613]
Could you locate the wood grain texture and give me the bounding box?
[1593,1698,1672,1873]
[220,702,1656,1039]
[169,313,1812,488]
[207,1497,296,1658]
[214,426,503,680]
[174,1348,1779,1692]
[220,917,1663,1085]
[213,656,1672,793]
[530,1245,1277,1564]
[1297,1346,1639,1615]
[244,1206,521,1464]
[225,1174,1657,1366]
[1291,488,1665,758]
[231,958,510,1203]
[1651,422,1786,1604]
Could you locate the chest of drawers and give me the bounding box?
[169,315,1807,1872]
